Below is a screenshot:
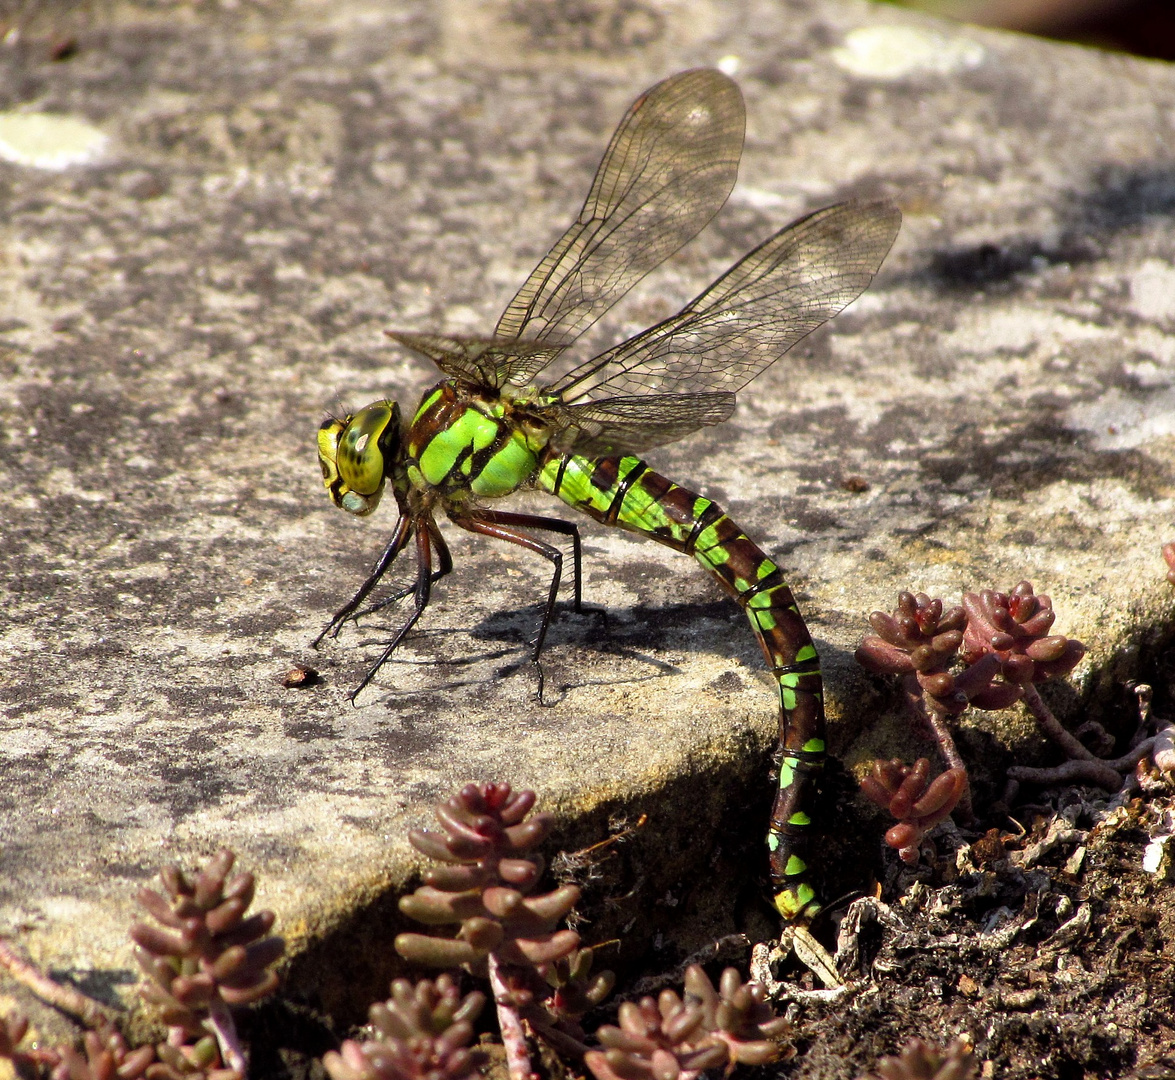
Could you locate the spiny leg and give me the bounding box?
[313,510,414,647]
[351,523,437,702]
[354,519,454,621]
[452,508,572,700]
[472,509,586,612]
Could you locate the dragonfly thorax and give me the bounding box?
[405,380,549,500]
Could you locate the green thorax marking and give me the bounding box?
[407,380,546,499]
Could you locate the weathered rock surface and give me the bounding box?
[1,0,1173,1035]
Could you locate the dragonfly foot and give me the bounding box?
[569,601,609,631]
[531,657,557,707]
[499,656,557,706]
[354,587,413,620]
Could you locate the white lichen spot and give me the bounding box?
[1128,258,1175,324]
[1064,385,1175,450]
[1142,834,1170,876]
[940,307,1106,356]
[0,112,109,170]
[832,25,985,80]
[731,186,788,210]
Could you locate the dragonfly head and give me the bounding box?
[318,401,404,516]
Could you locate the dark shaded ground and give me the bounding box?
[787,786,1175,1078]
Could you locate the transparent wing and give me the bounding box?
[493,68,746,364]
[553,392,737,456]
[386,331,563,390]
[549,200,902,403]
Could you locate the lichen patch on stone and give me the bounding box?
[832,25,985,80]
[0,112,109,170]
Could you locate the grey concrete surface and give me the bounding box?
[1,0,1174,1030]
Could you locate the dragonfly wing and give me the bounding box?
[552,199,902,401]
[387,331,563,389]
[493,69,746,362]
[554,392,736,456]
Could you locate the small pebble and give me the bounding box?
[282,664,321,688]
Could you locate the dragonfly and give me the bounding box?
[315,69,900,922]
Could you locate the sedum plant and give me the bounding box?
[394,782,604,1080]
[131,849,286,1078]
[857,580,1172,868]
[0,851,283,1080]
[859,758,968,864]
[321,974,486,1080]
[857,1037,977,1080]
[0,1019,156,1080]
[584,965,788,1080]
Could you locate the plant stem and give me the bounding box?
[207,997,248,1077]
[1020,684,1099,762]
[526,1015,590,1060]
[488,953,534,1080]
[1104,736,1157,772]
[0,939,112,1029]
[903,677,974,820]
[1007,758,1121,790]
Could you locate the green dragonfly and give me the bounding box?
[315,69,900,921]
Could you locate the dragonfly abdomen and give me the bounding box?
[538,452,826,921]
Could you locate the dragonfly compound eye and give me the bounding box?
[318,402,401,516]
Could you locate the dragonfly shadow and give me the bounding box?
[468,596,755,696]
[354,626,519,670]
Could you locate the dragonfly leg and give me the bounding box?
[350,524,436,702]
[468,509,585,611]
[451,509,569,691]
[354,521,454,620]
[313,510,414,647]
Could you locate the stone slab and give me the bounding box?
[1,0,1174,1029]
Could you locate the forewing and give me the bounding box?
[554,392,736,456]
[386,331,563,390]
[493,69,746,361]
[551,200,902,402]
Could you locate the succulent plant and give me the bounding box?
[854,582,1156,811]
[584,992,729,1080]
[148,1037,241,1080]
[538,947,616,1026]
[321,975,486,1080]
[584,966,787,1080]
[860,759,968,864]
[857,592,1021,720]
[395,783,580,973]
[856,591,1000,829]
[395,783,609,1080]
[958,586,1155,793]
[859,1037,977,1080]
[0,1012,45,1080]
[0,1017,160,1080]
[681,965,789,1066]
[131,849,285,1076]
[961,584,1084,687]
[0,849,282,1080]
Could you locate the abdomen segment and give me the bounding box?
[538,452,826,921]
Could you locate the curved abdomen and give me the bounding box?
[537,452,826,921]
